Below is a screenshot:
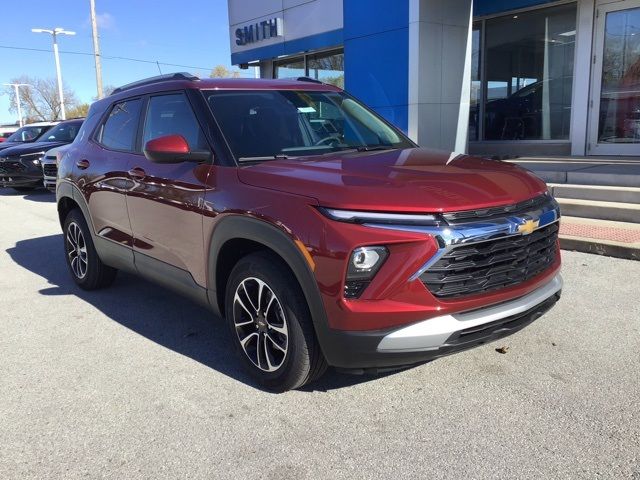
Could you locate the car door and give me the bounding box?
[126,91,213,288]
[76,98,142,262]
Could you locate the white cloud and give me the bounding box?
[95,12,115,30]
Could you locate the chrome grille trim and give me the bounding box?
[362,195,561,287]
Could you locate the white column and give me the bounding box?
[570,0,596,156]
[408,0,473,152]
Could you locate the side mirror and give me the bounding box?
[143,134,210,164]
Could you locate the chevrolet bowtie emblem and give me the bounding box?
[517,219,540,235]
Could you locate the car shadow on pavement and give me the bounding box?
[7,234,392,393]
[0,188,55,203]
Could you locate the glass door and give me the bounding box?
[589,1,640,155]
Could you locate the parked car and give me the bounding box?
[0,118,83,192]
[42,144,70,192]
[56,73,562,391]
[0,121,58,152]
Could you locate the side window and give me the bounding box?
[99,98,143,151]
[142,93,210,152]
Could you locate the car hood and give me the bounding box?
[0,141,68,158]
[237,148,548,212]
[0,141,33,152]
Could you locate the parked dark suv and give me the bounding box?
[0,118,83,191]
[57,73,562,391]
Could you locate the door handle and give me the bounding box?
[128,167,146,180]
[76,159,90,170]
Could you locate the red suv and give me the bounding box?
[56,73,562,391]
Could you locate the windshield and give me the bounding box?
[37,121,83,143]
[5,125,52,143]
[205,90,414,161]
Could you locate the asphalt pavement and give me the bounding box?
[1,188,639,479]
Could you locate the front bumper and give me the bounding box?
[321,273,562,371]
[0,161,42,187]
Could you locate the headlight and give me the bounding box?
[345,246,388,299]
[319,207,441,226]
[19,152,45,166]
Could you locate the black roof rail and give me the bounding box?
[111,72,200,96]
[295,76,325,84]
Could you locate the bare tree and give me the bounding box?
[209,65,241,79]
[3,75,80,121]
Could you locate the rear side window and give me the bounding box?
[98,98,142,151]
[142,93,210,152]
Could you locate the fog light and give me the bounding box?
[353,248,381,270]
[345,246,388,299]
[32,159,41,166]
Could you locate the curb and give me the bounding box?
[560,235,640,261]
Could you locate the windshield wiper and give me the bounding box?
[238,154,291,163]
[355,145,396,152]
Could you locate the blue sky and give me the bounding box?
[0,0,246,124]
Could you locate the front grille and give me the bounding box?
[442,194,549,223]
[421,222,559,299]
[43,164,58,177]
[0,162,25,175]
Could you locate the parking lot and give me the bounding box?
[1,188,639,479]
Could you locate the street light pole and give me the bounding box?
[31,27,76,120]
[89,0,104,99]
[51,32,66,120]
[3,83,30,127]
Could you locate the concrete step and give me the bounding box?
[558,198,640,224]
[549,184,640,204]
[560,217,640,261]
[512,161,640,187]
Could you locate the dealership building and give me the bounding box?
[227,0,640,158]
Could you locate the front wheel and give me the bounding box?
[63,209,117,290]
[225,252,327,392]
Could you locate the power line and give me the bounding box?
[0,43,241,73]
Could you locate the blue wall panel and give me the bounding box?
[343,0,409,132]
[474,0,557,17]
[343,0,409,40]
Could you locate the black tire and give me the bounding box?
[12,186,36,192]
[63,209,117,290]
[225,252,327,392]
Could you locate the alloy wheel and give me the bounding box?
[232,277,289,372]
[66,221,88,279]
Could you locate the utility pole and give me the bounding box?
[89,0,104,99]
[31,27,75,120]
[3,83,30,127]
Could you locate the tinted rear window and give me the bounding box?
[99,99,143,151]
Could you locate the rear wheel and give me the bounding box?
[225,252,327,392]
[63,209,117,290]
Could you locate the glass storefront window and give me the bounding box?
[598,6,640,144]
[274,50,344,88]
[308,51,344,88]
[275,57,305,78]
[481,3,577,141]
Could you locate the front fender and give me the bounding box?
[206,215,333,354]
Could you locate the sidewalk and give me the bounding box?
[560,217,640,261]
